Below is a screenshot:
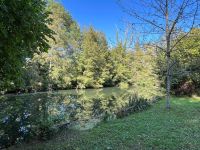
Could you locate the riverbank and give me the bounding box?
[11,96,200,150]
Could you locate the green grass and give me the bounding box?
[11,97,200,150]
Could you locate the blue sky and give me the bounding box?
[60,0,199,46]
[61,0,125,45]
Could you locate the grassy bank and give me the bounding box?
[11,97,200,150]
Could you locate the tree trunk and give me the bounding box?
[166,47,171,109]
[165,0,171,109]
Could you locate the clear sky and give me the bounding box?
[61,0,125,45]
[61,0,199,46]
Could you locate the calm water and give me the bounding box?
[0,87,149,147]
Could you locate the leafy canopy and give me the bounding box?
[0,0,54,90]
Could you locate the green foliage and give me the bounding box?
[131,43,162,99]
[0,0,54,91]
[47,0,81,54]
[119,82,129,89]
[111,42,132,86]
[41,0,81,90]
[24,52,52,91]
[157,28,200,95]
[2,0,200,149]
[19,0,81,91]
[2,0,163,95]
[77,27,112,88]
[172,28,200,95]
[117,95,150,118]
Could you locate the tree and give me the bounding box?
[131,42,162,99]
[48,50,74,89]
[77,27,111,88]
[0,0,54,92]
[47,0,81,56]
[20,0,81,91]
[46,0,81,89]
[171,28,200,95]
[24,53,51,91]
[119,0,200,108]
[111,41,132,87]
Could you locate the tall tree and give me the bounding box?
[47,0,81,56]
[111,42,132,87]
[0,0,54,92]
[43,0,81,89]
[171,28,200,95]
[21,0,81,91]
[131,43,161,99]
[119,0,200,108]
[77,27,111,88]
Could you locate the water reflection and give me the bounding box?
[0,87,150,148]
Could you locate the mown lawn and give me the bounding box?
[11,97,200,150]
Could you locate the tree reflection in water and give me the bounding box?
[0,88,151,148]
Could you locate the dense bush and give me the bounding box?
[157,28,200,96]
[116,95,151,118]
[173,80,196,96]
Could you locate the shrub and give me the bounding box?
[174,80,196,96]
[117,95,150,118]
